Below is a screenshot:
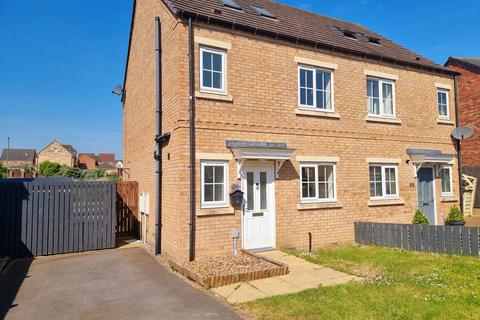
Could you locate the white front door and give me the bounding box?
[242,162,275,250]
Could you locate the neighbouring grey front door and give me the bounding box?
[417,168,435,224]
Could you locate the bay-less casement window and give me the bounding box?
[200,47,226,93]
[437,89,449,119]
[367,78,395,117]
[439,166,453,196]
[300,163,336,202]
[298,66,334,111]
[369,164,398,199]
[201,161,228,208]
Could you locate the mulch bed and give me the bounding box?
[169,250,289,288]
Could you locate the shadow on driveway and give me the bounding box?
[0,248,243,320]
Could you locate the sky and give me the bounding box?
[0,0,479,158]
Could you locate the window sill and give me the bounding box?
[437,118,454,125]
[297,201,342,210]
[368,198,405,207]
[365,116,402,125]
[441,195,458,202]
[195,91,233,102]
[197,206,235,217]
[295,109,340,119]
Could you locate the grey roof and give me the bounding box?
[0,149,36,162]
[445,57,480,71]
[226,140,288,149]
[62,144,77,156]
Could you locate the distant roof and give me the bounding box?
[161,0,452,74]
[445,57,480,72]
[99,153,115,162]
[62,144,77,156]
[0,149,36,162]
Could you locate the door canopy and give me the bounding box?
[406,148,455,177]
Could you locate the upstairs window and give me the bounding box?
[369,164,398,199]
[367,78,395,117]
[437,89,449,119]
[200,47,226,94]
[440,167,453,196]
[298,66,333,111]
[300,163,336,202]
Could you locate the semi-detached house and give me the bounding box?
[122,0,461,263]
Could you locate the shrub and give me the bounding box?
[56,166,82,179]
[446,206,464,223]
[39,161,61,177]
[79,168,106,181]
[107,173,121,182]
[412,209,429,224]
[0,162,7,178]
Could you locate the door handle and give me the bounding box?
[252,212,264,217]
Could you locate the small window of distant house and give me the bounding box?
[300,163,336,202]
[440,166,453,196]
[298,66,334,111]
[437,89,449,119]
[201,161,228,208]
[367,78,395,118]
[369,164,398,199]
[200,47,226,94]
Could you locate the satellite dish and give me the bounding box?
[451,127,473,140]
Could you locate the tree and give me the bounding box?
[0,161,7,178]
[39,161,61,177]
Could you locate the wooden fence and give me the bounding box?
[0,181,116,258]
[463,167,480,208]
[116,181,139,237]
[355,222,480,257]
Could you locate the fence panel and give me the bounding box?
[0,181,117,258]
[355,221,480,257]
[116,181,139,238]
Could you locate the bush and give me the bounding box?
[39,161,61,177]
[412,209,429,224]
[0,162,7,178]
[107,173,121,182]
[56,166,82,179]
[446,206,464,223]
[79,168,106,181]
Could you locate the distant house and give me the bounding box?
[78,153,98,169]
[37,140,77,167]
[445,57,480,168]
[98,153,116,172]
[0,148,36,177]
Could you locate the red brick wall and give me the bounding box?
[78,155,96,169]
[445,61,480,167]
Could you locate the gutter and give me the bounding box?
[188,18,196,261]
[453,75,463,211]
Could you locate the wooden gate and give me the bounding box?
[0,181,116,258]
[463,167,480,208]
[116,181,139,238]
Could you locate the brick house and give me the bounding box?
[122,0,460,263]
[445,57,480,168]
[78,153,98,169]
[0,148,36,177]
[37,140,77,167]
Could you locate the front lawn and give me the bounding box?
[241,246,480,320]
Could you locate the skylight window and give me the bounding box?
[342,30,357,39]
[220,0,241,10]
[368,37,381,45]
[250,5,276,19]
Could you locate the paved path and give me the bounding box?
[212,250,360,303]
[0,248,243,320]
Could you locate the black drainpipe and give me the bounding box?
[188,18,196,261]
[454,75,463,212]
[154,17,162,255]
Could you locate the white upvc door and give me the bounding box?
[242,162,275,250]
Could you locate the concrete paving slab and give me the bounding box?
[226,283,267,304]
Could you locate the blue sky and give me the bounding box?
[0,0,478,158]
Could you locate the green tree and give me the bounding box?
[412,209,429,224]
[56,166,82,179]
[39,161,61,177]
[0,162,7,178]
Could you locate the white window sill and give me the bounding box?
[365,116,402,125]
[437,118,454,125]
[441,195,457,202]
[295,108,340,119]
[197,206,234,217]
[368,197,405,207]
[195,91,233,102]
[297,201,342,210]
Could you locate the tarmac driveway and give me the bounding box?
[0,247,243,320]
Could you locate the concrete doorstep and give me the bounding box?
[212,250,361,303]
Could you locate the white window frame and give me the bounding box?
[199,47,227,94]
[367,77,396,118]
[299,162,337,203]
[369,164,399,200]
[298,65,335,112]
[200,160,228,208]
[437,89,450,119]
[439,166,453,196]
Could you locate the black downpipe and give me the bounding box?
[188,18,196,261]
[155,17,162,255]
[454,75,463,212]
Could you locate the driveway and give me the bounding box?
[0,248,243,320]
